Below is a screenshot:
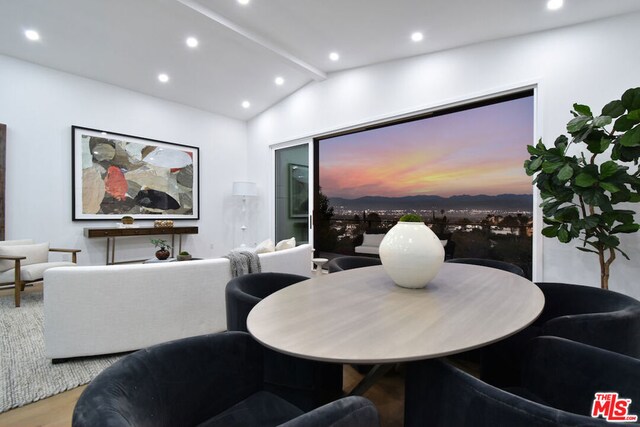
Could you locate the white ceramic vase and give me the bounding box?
[379,221,445,289]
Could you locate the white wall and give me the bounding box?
[0,55,248,263]
[247,12,640,299]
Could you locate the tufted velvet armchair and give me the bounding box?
[73,331,380,427]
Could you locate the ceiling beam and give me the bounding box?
[176,0,327,81]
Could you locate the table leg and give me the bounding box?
[111,237,116,265]
[171,234,176,257]
[347,363,394,396]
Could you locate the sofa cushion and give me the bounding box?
[0,239,34,246]
[276,237,296,251]
[0,261,76,282]
[255,239,275,254]
[197,391,303,427]
[361,233,385,247]
[0,242,49,272]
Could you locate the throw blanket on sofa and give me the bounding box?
[224,250,262,278]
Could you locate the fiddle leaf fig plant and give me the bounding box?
[524,87,640,290]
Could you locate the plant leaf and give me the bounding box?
[602,100,626,118]
[529,156,543,171]
[555,206,579,222]
[541,226,559,238]
[573,104,592,117]
[614,246,631,260]
[554,135,568,150]
[542,161,562,173]
[558,227,571,243]
[619,125,640,147]
[574,173,598,187]
[583,215,600,229]
[628,109,640,121]
[577,247,599,255]
[600,182,620,193]
[599,161,619,179]
[527,145,540,155]
[621,87,640,111]
[567,116,591,133]
[614,115,636,132]
[592,115,612,127]
[557,164,574,182]
[612,223,640,233]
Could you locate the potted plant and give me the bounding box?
[177,251,192,261]
[524,87,640,289]
[150,239,172,260]
[379,213,445,289]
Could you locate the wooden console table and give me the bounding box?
[84,226,199,265]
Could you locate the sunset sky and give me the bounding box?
[319,95,534,199]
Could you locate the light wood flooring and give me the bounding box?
[0,283,405,427]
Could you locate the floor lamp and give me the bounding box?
[232,181,257,247]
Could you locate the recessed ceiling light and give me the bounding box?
[186,37,198,48]
[237,0,250,5]
[274,76,285,86]
[158,73,170,83]
[242,100,251,109]
[547,0,563,10]
[411,32,424,42]
[24,29,40,41]
[329,52,340,61]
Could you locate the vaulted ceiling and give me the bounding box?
[1,0,639,120]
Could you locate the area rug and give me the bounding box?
[0,291,121,413]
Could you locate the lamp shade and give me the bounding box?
[232,181,258,197]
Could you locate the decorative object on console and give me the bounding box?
[379,214,445,289]
[232,181,257,247]
[176,251,192,261]
[72,126,199,220]
[524,87,640,289]
[154,219,174,228]
[150,238,171,260]
[121,216,134,225]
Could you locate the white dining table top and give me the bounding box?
[247,263,544,364]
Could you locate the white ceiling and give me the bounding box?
[1,0,640,121]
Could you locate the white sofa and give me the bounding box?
[43,244,312,360]
[354,233,386,255]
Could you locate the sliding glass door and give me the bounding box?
[274,144,309,244]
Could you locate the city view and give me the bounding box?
[316,93,534,277]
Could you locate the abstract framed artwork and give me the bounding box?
[72,126,199,220]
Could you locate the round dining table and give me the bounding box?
[247,263,544,365]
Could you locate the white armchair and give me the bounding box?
[0,239,80,307]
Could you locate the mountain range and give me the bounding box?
[329,194,533,212]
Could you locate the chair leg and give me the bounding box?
[14,283,21,307]
[14,265,21,308]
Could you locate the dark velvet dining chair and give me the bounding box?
[405,336,640,427]
[481,282,640,387]
[445,257,526,277]
[72,331,380,427]
[226,272,344,412]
